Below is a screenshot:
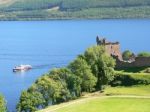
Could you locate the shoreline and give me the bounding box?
[0,18,150,22]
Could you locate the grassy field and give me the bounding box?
[38,85,150,112]
[104,85,150,96]
[37,68,150,112]
[38,97,150,112]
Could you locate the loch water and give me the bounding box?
[0,20,150,111]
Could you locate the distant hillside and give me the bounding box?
[0,0,150,20]
[0,0,13,5]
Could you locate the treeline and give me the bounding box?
[61,0,150,11]
[0,0,150,20]
[1,6,150,20]
[1,0,150,12]
[17,45,116,112]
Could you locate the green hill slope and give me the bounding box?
[0,0,150,20]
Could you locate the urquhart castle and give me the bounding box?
[96,36,150,68]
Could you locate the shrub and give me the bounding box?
[110,72,150,86]
[138,52,150,57]
[122,50,134,61]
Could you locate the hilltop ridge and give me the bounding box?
[0,0,150,20]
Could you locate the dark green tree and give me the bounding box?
[49,68,82,99]
[17,91,45,112]
[84,45,115,90]
[68,57,97,92]
[67,74,82,97]
[34,76,62,105]
[0,94,7,112]
[49,68,72,102]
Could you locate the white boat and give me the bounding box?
[13,65,32,72]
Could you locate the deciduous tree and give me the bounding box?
[84,45,115,90]
[17,91,45,112]
[68,57,97,92]
[122,50,134,60]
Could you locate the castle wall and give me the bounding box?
[96,37,150,68]
[116,57,150,68]
[105,44,122,61]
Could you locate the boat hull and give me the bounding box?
[13,65,32,72]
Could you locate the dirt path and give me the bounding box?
[41,95,150,112]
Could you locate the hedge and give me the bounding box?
[110,72,150,86]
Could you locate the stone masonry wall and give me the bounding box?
[96,37,150,68]
[105,43,122,61]
[116,57,150,68]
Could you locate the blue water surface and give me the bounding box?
[0,20,150,111]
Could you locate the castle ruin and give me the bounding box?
[96,36,123,61]
[96,36,150,68]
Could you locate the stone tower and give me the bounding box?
[96,36,123,60]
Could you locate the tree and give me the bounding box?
[17,45,116,111]
[48,68,72,102]
[17,68,81,111]
[122,50,134,61]
[0,94,7,112]
[34,76,62,105]
[49,68,82,98]
[138,52,150,57]
[84,45,115,90]
[17,91,45,112]
[67,74,82,97]
[68,57,97,92]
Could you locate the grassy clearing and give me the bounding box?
[38,97,150,112]
[38,85,150,112]
[104,85,150,96]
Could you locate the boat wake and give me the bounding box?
[13,63,68,73]
[32,63,67,69]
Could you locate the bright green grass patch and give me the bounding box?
[115,67,149,73]
[38,86,150,112]
[115,70,150,75]
[104,85,150,96]
[39,97,150,112]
